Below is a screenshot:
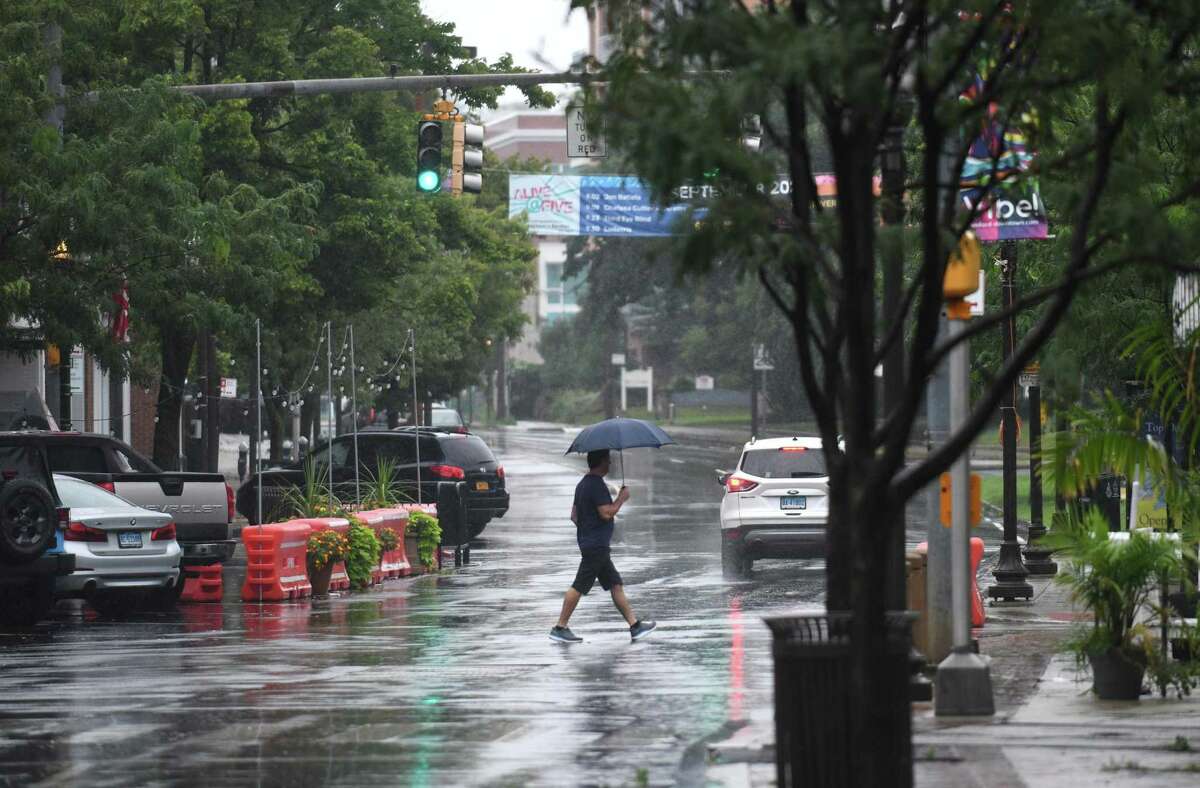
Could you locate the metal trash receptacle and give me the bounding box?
[765,612,912,787]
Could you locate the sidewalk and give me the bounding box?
[702,571,1200,787]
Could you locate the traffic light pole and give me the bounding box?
[84,71,600,105]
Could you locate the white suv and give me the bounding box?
[717,436,829,578]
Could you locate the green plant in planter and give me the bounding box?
[282,458,342,519]
[1047,510,1183,698]
[306,529,350,570]
[345,516,382,590]
[378,527,399,553]
[408,511,441,570]
[361,457,411,509]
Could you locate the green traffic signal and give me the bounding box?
[416,120,443,193]
[417,169,440,192]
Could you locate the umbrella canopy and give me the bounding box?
[565,417,675,455]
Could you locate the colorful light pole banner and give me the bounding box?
[959,72,1048,242]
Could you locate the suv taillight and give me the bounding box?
[57,507,70,529]
[496,466,505,479]
[96,481,116,493]
[429,464,465,480]
[64,521,107,542]
[151,523,176,541]
[225,483,235,523]
[726,475,759,493]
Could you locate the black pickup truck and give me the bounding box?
[0,442,75,625]
[0,432,236,566]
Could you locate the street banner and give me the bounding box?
[958,72,1048,242]
[509,174,698,237]
[509,173,860,237]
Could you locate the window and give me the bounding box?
[311,440,352,469]
[545,262,564,288]
[115,448,158,473]
[438,436,496,466]
[740,448,827,478]
[53,476,139,510]
[45,445,109,474]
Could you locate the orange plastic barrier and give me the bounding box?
[180,563,223,603]
[970,537,986,628]
[301,518,352,590]
[357,509,411,579]
[242,522,312,601]
[916,538,986,628]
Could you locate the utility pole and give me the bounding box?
[988,242,1033,602]
[880,116,908,615]
[45,22,71,430]
[495,338,508,421]
[935,233,995,716]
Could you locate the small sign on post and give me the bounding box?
[611,353,626,367]
[567,105,607,159]
[695,375,714,391]
[753,344,774,371]
[220,377,238,399]
[1018,363,1039,398]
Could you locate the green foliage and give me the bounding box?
[345,516,381,591]
[281,458,337,520]
[378,527,399,553]
[1047,510,1181,656]
[361,457,409,509]
[407,511,441,570]
[306,529,350,571]
[545,389,603,425]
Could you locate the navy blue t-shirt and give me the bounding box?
[574,473,614,550]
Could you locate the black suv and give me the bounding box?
[237,428,509,537]
[0,439,75,625]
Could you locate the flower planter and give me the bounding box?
[307,559,335,598]
[404,534,423,575]
[1089,648,1146,700]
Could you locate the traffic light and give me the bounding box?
[416,120,443,193]
[451,120,484,195]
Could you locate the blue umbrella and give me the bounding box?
[565,417,675,485]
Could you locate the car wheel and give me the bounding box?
[0,480,57,564]
[721,542,752,579]
[468,521,487,540]
[145,582,184,611]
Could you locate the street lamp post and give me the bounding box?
[1023,369,1057,574]
[987,242,1033,602]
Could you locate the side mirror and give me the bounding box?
[715,469,730,486]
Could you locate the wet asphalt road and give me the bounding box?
[0,426,939,787]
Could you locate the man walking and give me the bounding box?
[550,449,657,643]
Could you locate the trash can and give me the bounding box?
[765,613,912,788]
[436,481,470,564]
[1080,473,1124,531]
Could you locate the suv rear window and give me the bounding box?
[741,447,826,478]
[45,444,108,474]
[438,435,495,466]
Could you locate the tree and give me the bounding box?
[574,1,1200,783]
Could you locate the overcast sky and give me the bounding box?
[420,0,590,110]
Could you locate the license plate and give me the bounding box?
[780,496,807,510]
[475,481,489,491]
[118,531,143,549]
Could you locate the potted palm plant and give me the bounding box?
[1047,511,1180,699]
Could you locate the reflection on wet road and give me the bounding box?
[0,427,928,786]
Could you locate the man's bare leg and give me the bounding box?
[557,588,582,628]
[610,584,637,626]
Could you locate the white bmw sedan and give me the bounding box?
[53,474,182,612]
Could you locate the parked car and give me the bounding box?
[237,428,509,537]
[0,432,236,566]
[0,442,74,626]
[430,405,467,432]
[717,436,829,578]
[52,474,181,613]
